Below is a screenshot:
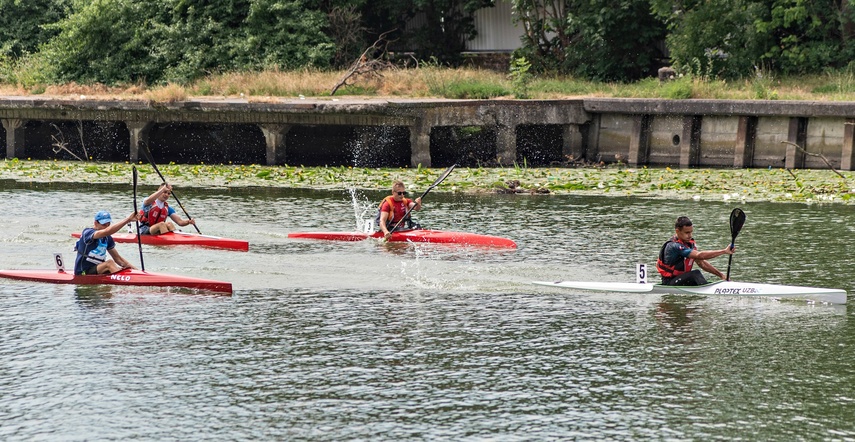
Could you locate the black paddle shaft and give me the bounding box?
[725,208,746,281]
[133,166,146,271]
[390,164,456,231]
[140,144,202,234]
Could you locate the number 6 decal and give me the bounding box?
[54,253,66,272]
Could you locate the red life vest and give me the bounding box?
[377,195,412,227]
[140,202,169,226]
[656,236,696,278]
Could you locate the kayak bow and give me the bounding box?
[0,268,233,294]
[71,231,249,251]
[288,229,517,248]
[532,280,847,305]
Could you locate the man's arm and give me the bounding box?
[695,258,726,280]
[143,184,172,206]
[92,212,139,239]
[409,197,422,211]
[688,246,734,261]
[170,212,195,227]
[108,248,137,270]
[379,211,391,235]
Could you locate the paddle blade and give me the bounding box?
[729,208,746,241]
[725,208,745,281]
[429,164,456,190]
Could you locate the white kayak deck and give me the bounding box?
[532,280,847,305]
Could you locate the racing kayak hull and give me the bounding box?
[72,231,249,251]
[0,269,233,294]
[532,280,847,305]
[288,229,517,248]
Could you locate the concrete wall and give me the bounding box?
[3,96,855,171]
[699,116,740,167]
[649,116,683,166]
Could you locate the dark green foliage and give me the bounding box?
[513,0,667,81]
[40,0,334,85]
[9,0,855,86]
[359,0,492,66]
[651,0,855,78]
[0,0,70,58]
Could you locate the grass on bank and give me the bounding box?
[2,159,854,205]
[5,64,855,102]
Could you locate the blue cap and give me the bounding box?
[94,210,112,224]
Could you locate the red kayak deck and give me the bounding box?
[288,229,517,248]
[0,268,233,294]
[71,231,249,251]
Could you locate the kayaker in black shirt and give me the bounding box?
[656,216,735,286]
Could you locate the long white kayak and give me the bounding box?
[532,280,847,305]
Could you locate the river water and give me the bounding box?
[1,180,854,440]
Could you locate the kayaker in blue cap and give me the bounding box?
[656,216,735,286]
[138,183,197,235]
[73,210,139,275]
[376,180,423,241]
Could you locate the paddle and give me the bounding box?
[133,166,146,271]
[725,207,745,281]
[390,164,456,232]
[139,143,202,234]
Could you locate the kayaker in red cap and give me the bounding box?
[376,180,422,241]
[138,183,197,235]
[73,210,139,275]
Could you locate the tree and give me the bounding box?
[0,0,70,58]
[651,0,855,78]
[39,0,335,85]
[512,0,667,81]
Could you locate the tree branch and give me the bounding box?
[780,140,846,179]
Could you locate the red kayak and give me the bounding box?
[71,231,249,251]
[0,268,233,294]
[288,229,517,248]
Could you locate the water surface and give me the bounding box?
[1,181,853,440]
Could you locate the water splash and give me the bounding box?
[348,187,375,232]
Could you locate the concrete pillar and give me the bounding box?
[678,115,702,168]
[733,116,757,168]
[842,119,855,171]
[586,115,601,163]
[495,124,517,166]
[409,119,432,167]
[562,124,584,162]
[2,119,26,159]
[628,115,652,167]
[260,124,291,165]
[125,121,152,163]
[785,117,807,169]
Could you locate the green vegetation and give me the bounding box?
[2,159,853,204]
[5,65,855,102]
[3,0,855,89]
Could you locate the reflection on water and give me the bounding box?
[1,181,854,440]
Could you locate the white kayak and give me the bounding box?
[532,280,847,305]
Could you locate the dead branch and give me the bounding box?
[50,123,86,162]
[76,121,89,160]
[785,168,798,180]
[781,140,846,179]
[331,30,397,96]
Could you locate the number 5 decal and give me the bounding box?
[636,263,647,284]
